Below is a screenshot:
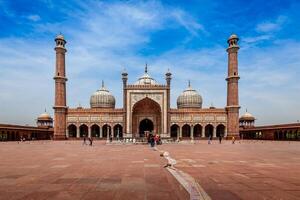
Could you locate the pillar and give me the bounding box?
[202,126,205,138]
[177,126,180,141]
[106,126,109,141]
[53,34,67,140]
[213,125,216,138]
[88,126,91,138]
[179,126,182,138]
[100,126,102,138]
[226,34,240,139]
[76,126,80,138]
[66,128,69,138]
[190,125,194,140]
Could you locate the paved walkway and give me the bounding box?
[0,141,188,200]
[160,140,300,200]
[0,140,299,200]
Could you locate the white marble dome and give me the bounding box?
[134,65,158,85]
[240,110,255,121]
[177,81,202,109]
[90,81,115,108]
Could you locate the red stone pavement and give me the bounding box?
[160,140,300,200]
[0,140,299,200]
[0,141,188,200]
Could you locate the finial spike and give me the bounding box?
[246,108,248,112]
[188,80,191,87]
[44,108,46,112]
[102,80,104,88]
[145,63,148,73]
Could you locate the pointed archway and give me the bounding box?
[132,97,161,138]
[139,118,154,137]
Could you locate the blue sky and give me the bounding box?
[0,0,299,125]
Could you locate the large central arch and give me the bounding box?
[132,97,161,138]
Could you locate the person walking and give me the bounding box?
[83,135,87,145]
[208,134,212,144]
[89,137,93,146]
[150,135,155,148]
[219,134,222,144]
[232,136,236,144]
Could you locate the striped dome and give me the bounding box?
[177,81,202,109]
[90,81,115,108]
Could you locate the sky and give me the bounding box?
[0,0,300,126]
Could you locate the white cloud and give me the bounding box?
[242,35,272,44]
[27,14,41,22]
[255,15,287,33]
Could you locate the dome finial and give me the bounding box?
[102,80,104,88]
[44,108,47,113]
[145,63,148,73]
[246,108,248,112]
[188,80,191,87]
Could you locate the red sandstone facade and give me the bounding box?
[52,34,241,140]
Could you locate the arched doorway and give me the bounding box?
[113,124,123,138]
[102,124,111,138]
[216,124,225,137]
[91,124,100,137]
[194,124,202,138]
[132,97,161,138]
[68,124,77,137]
[139,119,154,137]
[170,124,179,138]
[80,124,88,137]
[205,124,213,138]
[182,124,191,138]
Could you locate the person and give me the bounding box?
[154,134,159,145]
[150,135,155,148]
[208,134,212,144]
[109,134,112,142]
[219,134,222,144]
[83,135,87,145]
[158,135,162,145]
[232,136,235,144]
[89,137,93,146]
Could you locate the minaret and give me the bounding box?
[165,69,172,136]
[53,34,67,140]
[122,68,128,137]
[226,34,240,139]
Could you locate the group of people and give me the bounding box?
[148,134,162,147]
[208,134,236,144]
[83,135,93,146]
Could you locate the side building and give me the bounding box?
[239,111,300,140]
[0,112,53,141]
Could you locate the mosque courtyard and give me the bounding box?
[0,140,299,200]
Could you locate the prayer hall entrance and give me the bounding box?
[139,118,154,137]
[132,97,161,138]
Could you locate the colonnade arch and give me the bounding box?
[194,124,202,138]
[79,124,88,137]
[170,124,179,138]
[67,123,123,139]
[169,123,226,139]
[68,124,77,137]
[113,124,123,138]
[182,124,191,138]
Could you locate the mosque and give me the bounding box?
[1,34,299,141]
[53,33,241,140]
